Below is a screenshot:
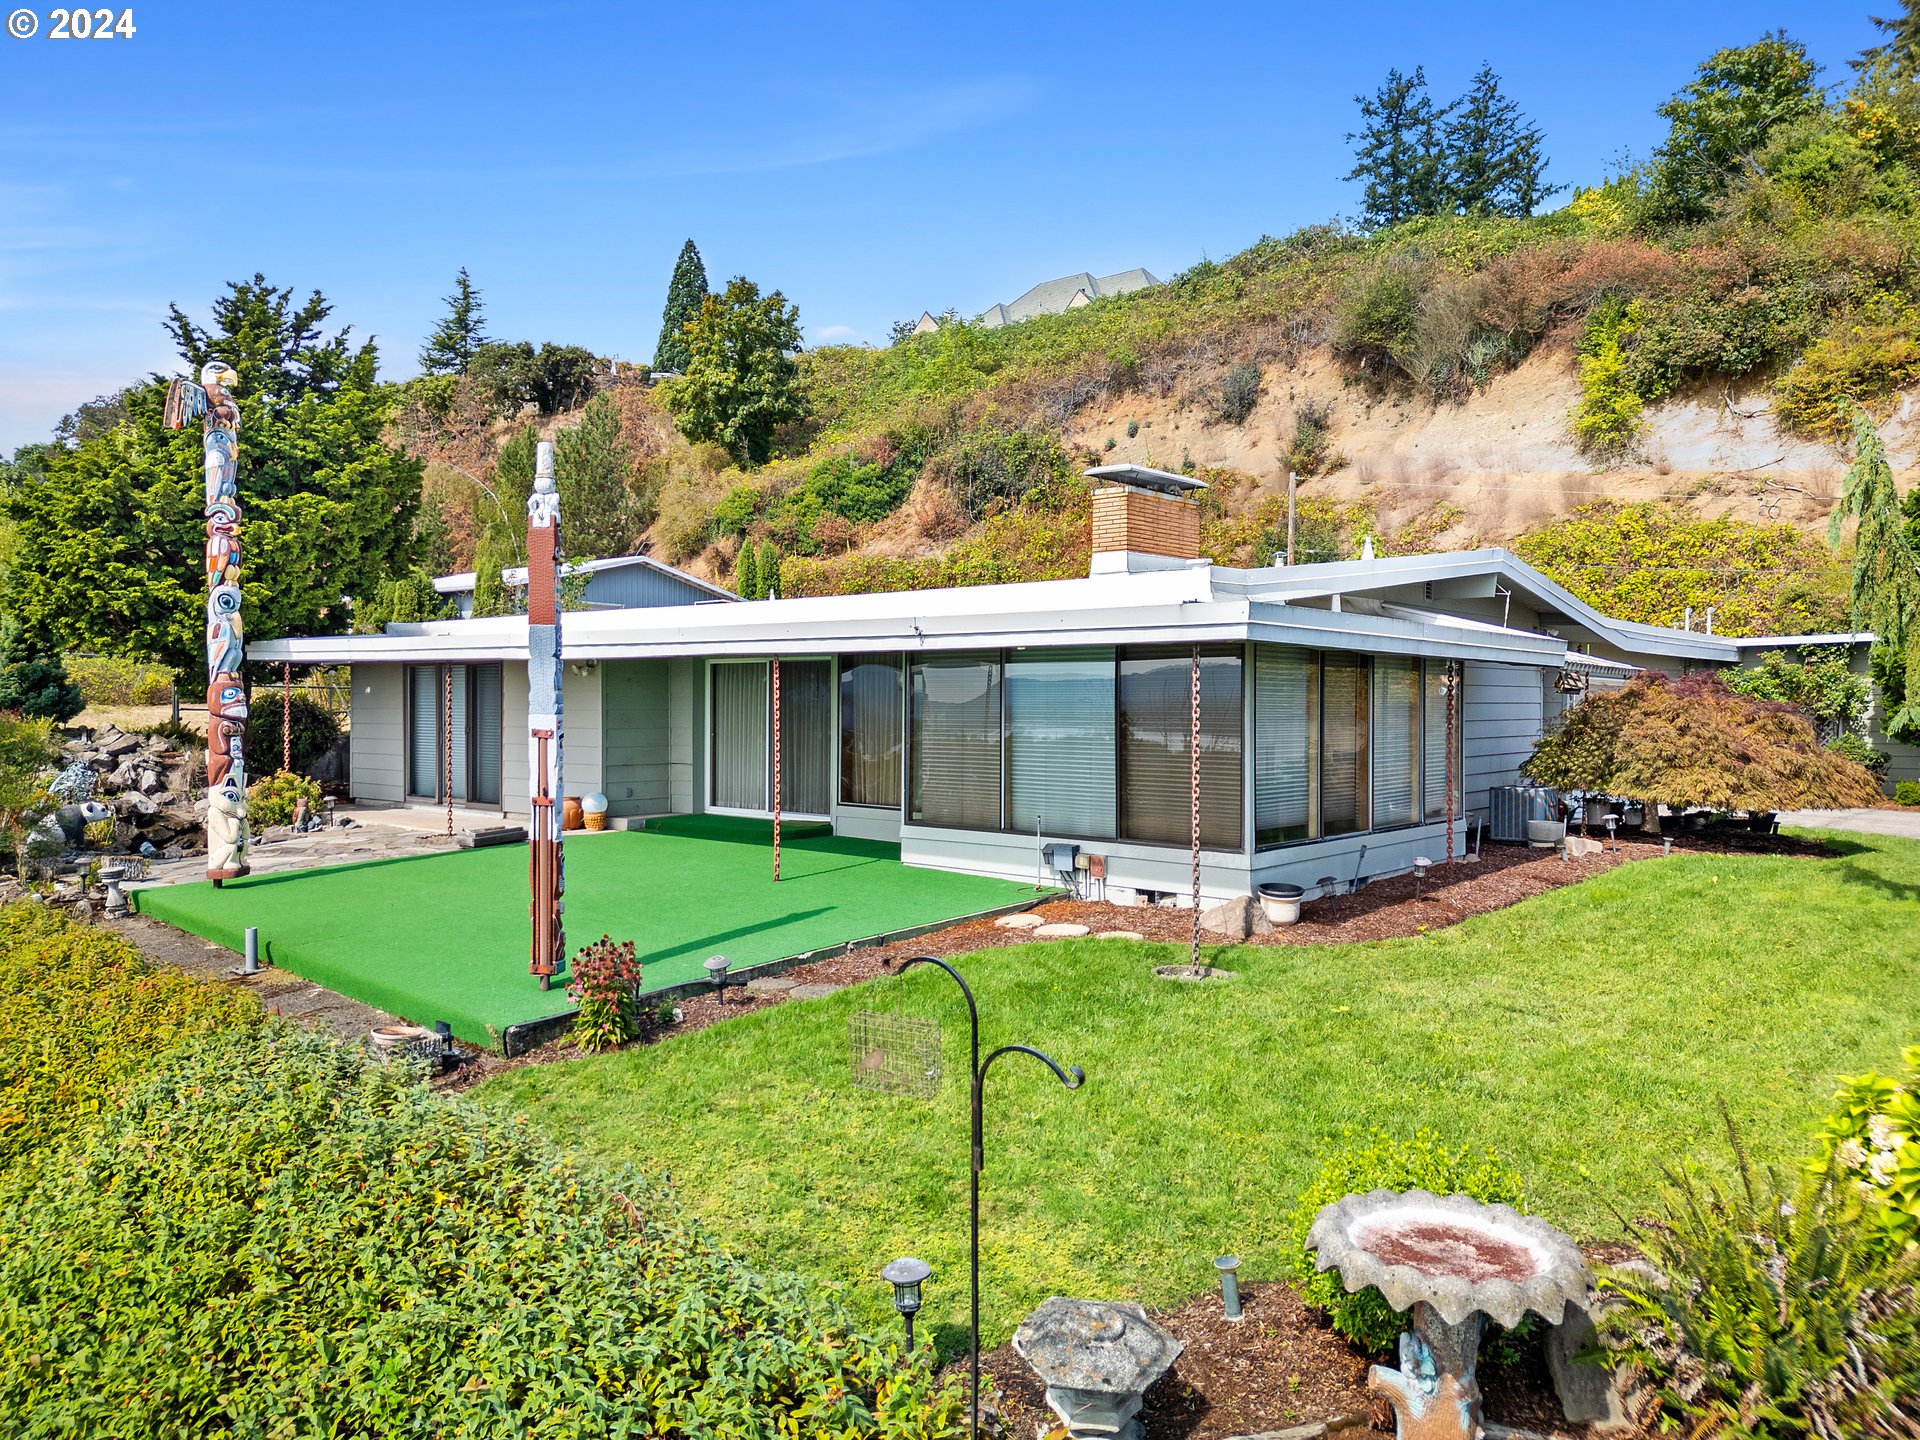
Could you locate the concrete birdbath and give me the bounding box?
[1307,1189,1592,1440]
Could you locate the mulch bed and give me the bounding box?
[968,1276,1644,1440]
[437,827,1830,1087]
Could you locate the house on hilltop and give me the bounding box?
[977,267,1160,328]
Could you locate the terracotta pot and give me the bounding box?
[562,796,584,831]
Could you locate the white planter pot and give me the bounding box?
[1526,819,1567,848]
[1257,883,1304,925]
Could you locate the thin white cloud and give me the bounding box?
[812,324,859,341]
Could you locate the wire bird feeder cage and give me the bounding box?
[1553,665,1591,696]
[848,1008,942,1099]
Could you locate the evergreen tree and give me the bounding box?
[0,619,82,723]
[6,278,423,674]
[653,240,710,374]
[1345,68,1451,229]
[554,393,638,559]
[351,571,454,634]
[1830,405,1920,742]
[664,277,805,467]
[418,268,490,376]
[761,542,782,599]
[1859,1,1920,75]
[1442,64,1561,216]
[471,427,537,619]
[734,541,758,600]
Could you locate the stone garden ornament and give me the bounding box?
[1308,1188,1593,1440]
[165,361,249,882]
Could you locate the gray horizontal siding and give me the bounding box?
[349,665,404,803]
[1462,660,1546,819]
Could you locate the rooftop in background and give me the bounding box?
[977,267,1160,328]
[431,553,736,617]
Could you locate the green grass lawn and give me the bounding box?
[133,819,1037,1048]
[477,831,1920,1352]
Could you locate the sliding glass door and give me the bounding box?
[405,663,502,806]
[710,659,833,817]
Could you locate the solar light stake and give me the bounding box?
[1216,1255,1243,1321]
[896,955,1085,1440]
[1412,855,1431,901]
[242,926,260,976]
[882,1257,932,1352]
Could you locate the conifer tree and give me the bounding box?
[734,540,759,600]
[1859,1,1920,75]
[1345,68,1451,229]
[419,268,491,376]
[1442,65,1560,216]
[554,393,638,559]
[761,542,782,599]
[653,241,710,374]
[1830,405,1920,741]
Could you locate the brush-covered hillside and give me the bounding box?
[395,16,1920,641]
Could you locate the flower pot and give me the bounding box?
[584,811,607,831]
[1526,819,1566,848]
[562,796,584,831]
[1256,882,1304,926]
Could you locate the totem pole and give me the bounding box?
[165,362,250,884]
[527,441,565,989]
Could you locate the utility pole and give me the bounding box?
[1285,471,1298,566]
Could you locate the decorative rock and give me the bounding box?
[1544,1306,1632,1430]
[100,731,141,757]
[1013,1297,1183,1440]
[1563,835,1603,859]
[994,912,1047,929]
[786,982,842,1001]
[744,976,798,996]
[1033,922,1092,938]
[1199,896,1254,940]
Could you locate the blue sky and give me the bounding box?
[0,1,1884,451]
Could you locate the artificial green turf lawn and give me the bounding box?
[132,821,1037,1048]
[478,831,1920,1352]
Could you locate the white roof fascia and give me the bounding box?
[1728,632,1875,648]
[432,572,477,594]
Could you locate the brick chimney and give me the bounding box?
[1084,464,1209,575]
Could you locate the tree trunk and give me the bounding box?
[1640,798,1663,835]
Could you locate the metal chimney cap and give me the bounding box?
[1083,463,1209,495]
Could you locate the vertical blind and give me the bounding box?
[1320,653,1371,836]
[407,664,486,802]
[909,654,1002,829]
[1005,647,1116,839]
[839,655,903,807]
[469,663,503,806]
[711,662,769,810]
[1372,656,1420,827]
[1423,661,1456,821]
[777,660,833,816]
[1118,647,1243,849]
[1254,646,1317,848]
[407,666,439,798]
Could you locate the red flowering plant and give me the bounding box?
[566,934,642,1052]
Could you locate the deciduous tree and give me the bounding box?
[664,277,805,467]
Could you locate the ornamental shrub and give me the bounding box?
[1282,1128,1525,1352]
[244,691,342,775]
[1725,649,1871,741]
[1898,780,1920,805]
[0,903,256,1172]
[1819,1046,1920,1253]
[1572,295,1644,461]
[1828,731,1890,774]
[568,932,643,1051]
[0,1023,964,1438]
[246,769,322,827]
[64,654,176,707]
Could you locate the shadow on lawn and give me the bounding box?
[643,907,836,967]
[1829,858,1920,904]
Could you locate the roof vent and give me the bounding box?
[1084,465,1208,575]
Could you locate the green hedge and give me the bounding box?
[0,904,257,1172]
[63,654,175,707]
[0,1021,964,1438]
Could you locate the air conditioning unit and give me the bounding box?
[1488,785,1559,844]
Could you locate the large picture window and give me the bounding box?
[711,662,770,811]
[909,653,1002,830]
[1320,653,1371,836]
[1372,655,1421,828]
[1118,646,1242,850]
[1006,647,1116,839]
[1254,646,1317,848]
[839,655,903,808]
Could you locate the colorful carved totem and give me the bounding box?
[165,361,250,883]
[527,440,565,987]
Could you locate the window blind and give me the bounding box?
[711,663,769,810]
[406,665,439,798]
[1117,647,1243,850]
[1006,647,1116,839]
[1254,645,1317,848]
[777,660,833,816]
[1320,653,1370,836]
[1372,655,1419,827]
[470,663,503,806]
[909,653,1002,829]
[1422,661,1456,821]
[839,655,903,808]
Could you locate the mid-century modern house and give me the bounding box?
[431,552,734,618]
[254,466,1904,904]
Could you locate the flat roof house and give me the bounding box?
[432,552,734,618]
[255,467,1879,903]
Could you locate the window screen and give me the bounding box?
[908,653,1002,829]
[1118,646,1243,850]
[839,655,903,808]
[1320,653,1370,836]
[1254,645,1317,848]
[1423,661,1458,822]
[1372,656,1420,827]
[1006,647,1116,839]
